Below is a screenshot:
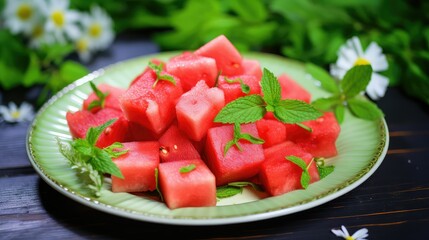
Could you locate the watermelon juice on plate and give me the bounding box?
[26,35,389,225]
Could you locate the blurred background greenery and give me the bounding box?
[1,0,428,105]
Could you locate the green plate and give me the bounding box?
[26,52,389,225]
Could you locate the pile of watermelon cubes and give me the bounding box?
[66,35,340,209]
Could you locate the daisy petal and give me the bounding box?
[341,225,350,237]
[331,229,347,238]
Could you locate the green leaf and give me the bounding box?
[71,139,93,157]
[104,142,128,158]
[22,53,43,87]
[216,185,243,199]
[286,156,307,170]
[179,164,196,173]
[347,98,384,120]
[229,0,267,23]
[90,148,124,178]
[87,81,110,110]
[334,104,345,124]
[311,96,340,111]
[341,65,373,98]
[42,43,74,64]
[59,60,89,87]
[261,68,281,106]
[273,99,322,124]
[305,63,339,93]
[317,165,335,179]
[301,171,311,189]
[214,95,266,123]
[223,123,264,155]
[86,119,117,146]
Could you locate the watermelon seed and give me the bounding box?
[160,146,169,155]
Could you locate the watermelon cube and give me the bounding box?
[260,141,320,196]
[278,74,312,103]
[175,80,225,141]
[129,58,166,86]
[285,111,341,158]
[204,123,265,186]
[82,83,125,113]
[158,124,201,162]
[166,51,218,91]
[241,59,263,81]
[255,118,287,148]
[158,159,217,209]
[120,69,183,135]
[65,108,129,148]
[194,35,243,76]
[111,141,160,193]
[217,75,261,104]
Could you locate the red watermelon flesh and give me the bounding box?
[285,111,340,158]
[255,118,287,148]
[194,35,243,76]
[82,83,125,113]
[111,141,160,193]
[124,122,157,142]
[260,141,320,196]
[120,69,183,135]
[65,108,129,148]
[278,74,312,103]
[176,80,225,142]
[241,59,263,81]
[204,123,265,186]
[166,51,218,91]
[217,75,262,104]
[158,159,217,209]
[158,124,201,162]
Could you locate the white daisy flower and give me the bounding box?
[0,102,34,123]
[331,225,369,240]
[81,5,114,51]
[39,0,81,43]
[28,19,55,49]
[2,0,41,35]
[330,36,389,100]
[74,35,93,63]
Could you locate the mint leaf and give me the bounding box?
[86,118,117,145]
[341,65,373,98]
[348,98,384,120]
[286,155,313,189]
[334,104,346,124]
[261,68,281,106]
[216,181,262,199]
[312,96,340,111]
[179,164,196,173]
[104,142,128,158]
[305,63,339,93]
[301,171,311,189]
[148,61,176,88]
[214,95,266,123]
[318,165,335,179]
[90,148,124,178]
[273,99,322,124]
[87,82,109,111]
[223,123,265,155]
[225,77,250,94]
[286,155,307,169]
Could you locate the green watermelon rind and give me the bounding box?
[26,52,389,225]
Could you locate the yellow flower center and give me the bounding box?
[51,10,65,27]
[32,25,44,38]
[345,237,355,240]
[76,38,88,52]
[16,4,33,20]
[89,23,102,38]
[354,57,370,66]
[11,111,21,119]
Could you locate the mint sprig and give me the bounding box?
[214,68,322,125]
[315,157,335,179]
[286,155,314,189]
[57,118,127,197]
[225,77,250,94]
[216,181,263,199]
[179,164,196,173]
[87,81,109,111]
[224,123,265,156]
[148,61,176,88]
[307,63,384,123]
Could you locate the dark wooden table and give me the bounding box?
[1,34,428,239]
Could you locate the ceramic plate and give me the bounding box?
[26,52,389,225]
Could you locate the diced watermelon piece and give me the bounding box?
[278,74,312,103]
[217,75,261,104]
[65,108,129,148]
[204,123,265,186]
[285,112,341,158]
[255,118,287,148]
[166,51,218,91]
[111,141,160,193]
[176,80,225,141]
[120,69,183,135]
[260,141,320,196]
[158,159,217,209]
[158,124,201,162]
[241,59,263,80]
[124,122,157,142]
[194,35,243,76]
[82,83,125,113]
